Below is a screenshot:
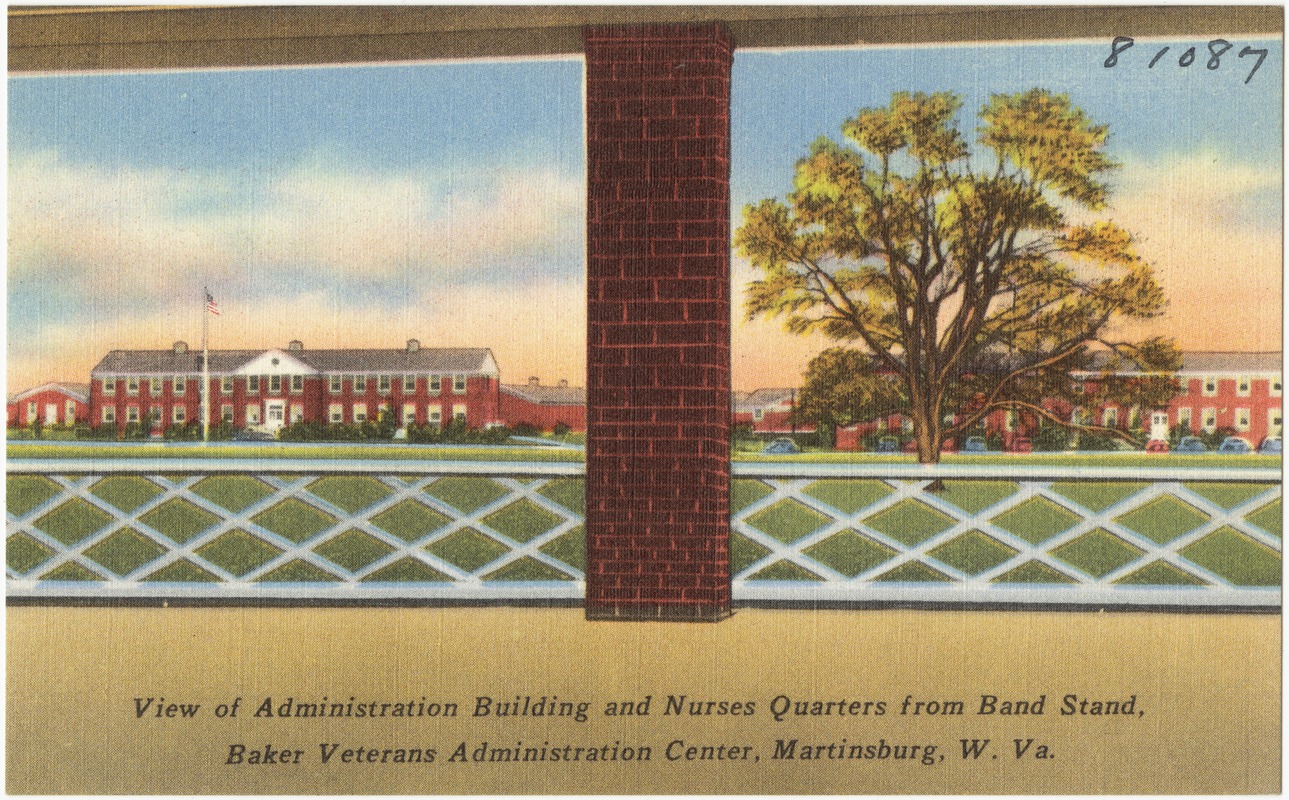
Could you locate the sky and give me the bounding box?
[7,36,1283,393]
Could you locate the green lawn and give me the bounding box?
[8,441,1279,470]
[6,442,583,462]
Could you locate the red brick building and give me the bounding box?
[499,378,586,433]
[797,351,1283,451]
[89,340,500,436]
[1078,351,1282,444]
[6,382,90,428]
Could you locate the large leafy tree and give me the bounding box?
[736,89,1179,463]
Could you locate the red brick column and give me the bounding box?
[583,23,733,621]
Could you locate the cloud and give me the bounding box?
[1104,152,1281,351]
[9,149,584,292]
[8,148,587,389]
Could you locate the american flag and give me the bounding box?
[205,289,221,316]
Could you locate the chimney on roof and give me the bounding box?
[559,379,569,388]
[528,376,540,387]
[173,341,188,354]
[407,339,420,353]
[288,340,303,351]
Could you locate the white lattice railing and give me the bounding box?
[6,458,1282,607]
[730,463,1281,607]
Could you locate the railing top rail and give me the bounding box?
[732,462,1283,482]
[4,458,587,476]
[4,456,1281,482]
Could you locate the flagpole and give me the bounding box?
[202,287,210,443]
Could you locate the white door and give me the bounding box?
[1150,412,1169,441]
[265,400,286,432]
[44,404,58,425]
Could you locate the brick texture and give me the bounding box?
[583,23,733,622]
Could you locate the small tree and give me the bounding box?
[795,348,907,446]
[737,89,1179,463]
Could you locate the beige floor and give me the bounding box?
[7,605,1280,794]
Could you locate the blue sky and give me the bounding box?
[8,38,1282,391]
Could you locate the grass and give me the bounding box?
[6,442,584,462]
[9,442,1278,470]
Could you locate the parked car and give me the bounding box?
[233,429,276,442]
[1217,436,1254,454]
[1145,439,1170,453]
[1258,436,1282,455]
[962,436,989,454]
[874,436,900,453]
[1007,437,1033,453]
[1175,436,1208,454]
[761,437,800,455]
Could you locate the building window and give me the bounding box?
[150,407,163,424]
[170,377,183,396]
[103,407,115,424]
[378,375,391,395]
[1004,410,1017,432]
[428,404,442,428]
[1237,376,1251,397]
[453,403,467,423]
[354,375,367,392]
[246,405,261,425]
[752,408,764,422]
[150,378,162,397]
[1202,376,1218,396]
[330,375,342,393]
[103,377,116,396]
[1072,380,1084,395]
[1202,407,1217,433]
[126,406,139,423]
[26,402,36,423]
[1178,407,1192,432]
[173,406,186,424]
[291,404,303,423]
[270,375,282,393]
[403,375,416,393]
[453,375,467,394]
[430,375,441,393]
[1102,407,1118,428]
[1235,407,1251,432]
[329,403,344,423]
[403,403,416,426]
[353,403,367,423]
[1272,376,1283,398]
[1270,408,1282,436]
[127,377,139,396]
[65,400,77,422]
[291,375,304,393]
[221,404,233,423]
[248,375,260,393]
[221,376,233,394]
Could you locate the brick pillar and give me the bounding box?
[583,23,733,622]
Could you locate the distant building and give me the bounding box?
[89,339,501,436]
[499,377,586,432]
[7,382,90,428]
[805,351,1283,451]
[733,388,814,433]
[1079,351,1282,444]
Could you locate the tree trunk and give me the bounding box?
[914,407,942,465]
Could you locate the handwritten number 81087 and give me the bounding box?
[1104,37,1269,84]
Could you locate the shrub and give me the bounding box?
[510,422,540,438]
[552,421,571,438]
[1032,426,1071,452]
